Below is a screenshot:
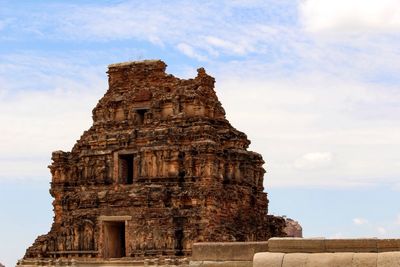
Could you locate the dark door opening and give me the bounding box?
[173,217,186,256]
[119,154,134,184]
[174,229,184,256]
[135,109,148,125]
[103,221,126,258]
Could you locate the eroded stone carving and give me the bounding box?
[22,60,287,261]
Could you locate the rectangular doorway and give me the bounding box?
[103,221,126,258]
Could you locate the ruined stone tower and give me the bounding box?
[23,60,286,261]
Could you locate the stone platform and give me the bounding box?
[18,238,400,266]
[191,238,400,267]
[253,252,400,267]
[255,238,400,267]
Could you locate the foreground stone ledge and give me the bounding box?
[192,242,269,261]
[253,252,400,267]
[268,238,400,253]
[267,238,325,253]
[189,260,252,267]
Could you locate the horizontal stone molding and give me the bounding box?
[98,215,132,221]
[48,250,98,254]
[192,241,269,261]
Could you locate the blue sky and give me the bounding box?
[1,0,400,266]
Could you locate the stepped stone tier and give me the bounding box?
[253,238,400,267]
[22,60,288,262]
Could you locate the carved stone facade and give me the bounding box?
[23,60,286,261]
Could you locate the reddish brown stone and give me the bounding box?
[23,60,287,260]
[283,218,303,238]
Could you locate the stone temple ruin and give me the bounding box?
[22,60,292,263]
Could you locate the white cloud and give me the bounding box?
[353,218,368,225]
[294,152,333,171]
[0,87,102,181]
[300,0,400,33]
[12,1,295,59]
[216,73,400,188]
[0,54,106,181]
[177,43,207,61]
[205,36,253,55]
[329,232,344,238]
[396,215,400,225]
[377,226,387,235]
[1,1,400,190]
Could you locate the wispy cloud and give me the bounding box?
[377,226,387,235]
[1,0,400,189]
[353,218,368,225]
[294,152,333,171]
[176,43,207,61]
[6,1,298,59]
[217,73,400,188]
[0,53,106,181]
[300,0,400,34]
[0,20,6,31]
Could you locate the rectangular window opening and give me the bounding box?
[135,109,148,125]
[119,154,134,184]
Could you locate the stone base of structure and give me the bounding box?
[190,241,268,267]
[18,238,400,267]
[17,257,190,267]
[253,252,400,267]
[256,238,400,267]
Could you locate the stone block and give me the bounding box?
[325,239,377,253]
[189,261,252,267]
[329,253,354,267]
[253,252,285,267]
[305,253,335,267]
[192,242,268,261]
[352,253,377,267]
[282,253,307,267]
[268,238,325,253]
[377,252,400,267]
[377,239,400,252]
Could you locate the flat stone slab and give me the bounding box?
[253,252,400,267]
[268,238,400,253]
[192,242,269,261]
[268,238,325,253]
[189,260,252,267]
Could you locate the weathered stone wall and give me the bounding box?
[22,60,286,261]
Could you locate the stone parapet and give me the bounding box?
[192,242,269,261]
[253,252,400,267]
[254,238,400,267]
[190,242,269,267]
[268,238,400,253]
